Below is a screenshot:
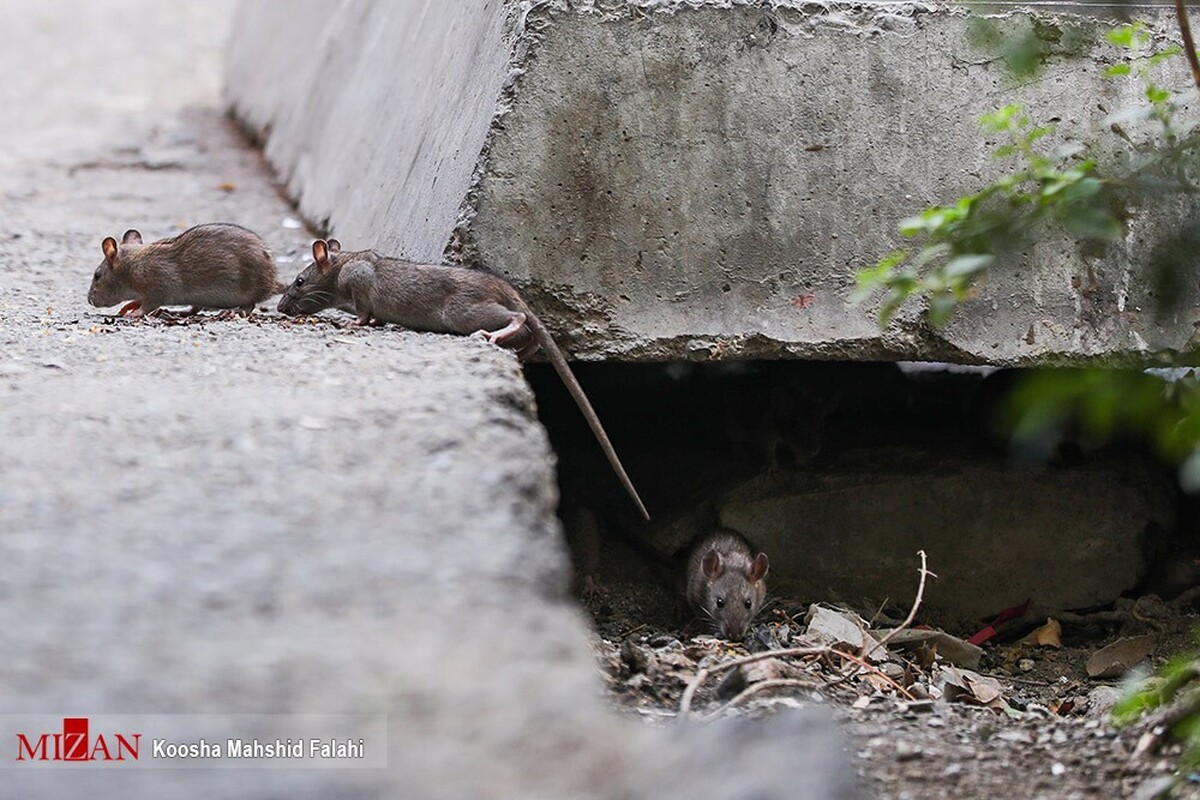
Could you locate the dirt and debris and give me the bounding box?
[581,540,1200,799]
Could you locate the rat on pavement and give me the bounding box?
[88,222,279,317]
[277,239,649,520]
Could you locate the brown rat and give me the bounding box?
[277,239,649,520]
[686,529,769,640]
[88,223,279,317]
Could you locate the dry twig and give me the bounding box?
[822,649,917,701]
[1174,0,1200,87]
[874,550,935,653]
[698,678,829,721]
[678,647,830,717]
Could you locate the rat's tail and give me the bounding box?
[524,309,650,521]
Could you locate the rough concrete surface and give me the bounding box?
[0,2,856,797]
[229,0,1200,366]
[713,451,1173,624]
[226,0,521,264]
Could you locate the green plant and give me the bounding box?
[853,21,1199,328]
[1113,654,1200,769]
[1001,368,1200,489]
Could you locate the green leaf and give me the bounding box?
[1028,125,1054,143]
[851,252,908,305]
[899,216,927,237]
[878,288,907,327]
[942,254,995,280]
[1060,205,1124,240]
[1112,685,1157,725]
[1104,63,1132,77]
[1147,85,1171,104]
[927,293,959,327]
[1148,46,1183,66]
[1041,180,1070,198]
[981,104,1023,133]
[1106,26,1135,48]
[1106,23,1150,50]
[1068,177,1103,199]
[911,243,951,271]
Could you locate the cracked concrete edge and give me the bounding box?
[225,0,527,261]
[464,2,1200,365]
[230,0,1199,367]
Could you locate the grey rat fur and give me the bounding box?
[686,530,769,640]
[277,239,649,520]
[88,223,279,317]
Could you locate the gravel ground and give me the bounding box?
[582,534,1200,800]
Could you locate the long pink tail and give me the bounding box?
[525,310,649,520]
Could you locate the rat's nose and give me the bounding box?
[722,621,748,641]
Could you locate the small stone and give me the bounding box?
[1131,775,1175,800]
[1018,658,1035,672]
[1051,762,1066,776]
[1087,685,1122,717]
[897,699,935,714]
[895,740,922,761]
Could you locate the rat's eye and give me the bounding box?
[295,277,306,287]
[744,599,753,610]
[715,597,725,609]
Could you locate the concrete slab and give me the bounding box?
[228,0,1200,367]
[226,0,521,264]
[712,451,1173,624]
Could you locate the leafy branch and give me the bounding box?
[853,20,1200,328]
[1001,368,1200,488]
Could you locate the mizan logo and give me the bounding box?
[15,718,141,762]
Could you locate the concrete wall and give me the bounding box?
[227,0,520,263]
[227,0,1199,367]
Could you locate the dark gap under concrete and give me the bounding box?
[527,361,1192,632]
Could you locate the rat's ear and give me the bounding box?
[121,229,143,245]
[326,238,342,253]
[312,239,332,272]
[748,553,769,582]
[702,550,724,580]
[102,236,119,265]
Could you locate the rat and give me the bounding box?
[277,239,649,520]
[88,223,280,317]
[686,529,769,640]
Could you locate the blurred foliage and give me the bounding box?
[967,16,1096,78]
[852,21,1197,328]
[1113,655,1200,769]
[886,14,1200,769]
[1001,368,1200,489]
